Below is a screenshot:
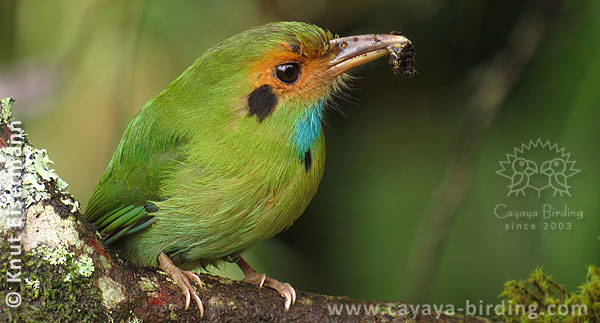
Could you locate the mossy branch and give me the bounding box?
[499,266,600,322]
[0,97,492,322]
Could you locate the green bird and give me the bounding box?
[85,21,412,316]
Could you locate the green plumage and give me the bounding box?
[85,22,337,267]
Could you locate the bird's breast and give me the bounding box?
[151,133,326,262]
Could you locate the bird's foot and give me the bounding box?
[158,253,204,317]
[236,257,296,311]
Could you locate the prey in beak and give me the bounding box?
[328,33,415,77]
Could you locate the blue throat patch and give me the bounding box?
[293,100,324,154]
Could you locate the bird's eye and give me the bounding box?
[275,62,301,84]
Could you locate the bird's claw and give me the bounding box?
[185,270,205,289]
[264,280,296,311]
[158,253,205,318]
[183,271,204,314]
[236,257,296,311]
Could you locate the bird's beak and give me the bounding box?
[540,161,552,176]
[525,160,538,176]
[328,34,412,76]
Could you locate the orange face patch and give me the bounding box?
[247,43,334,106]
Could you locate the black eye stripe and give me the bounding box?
[275,62,301,84]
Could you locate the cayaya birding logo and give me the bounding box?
[496,139,580,198]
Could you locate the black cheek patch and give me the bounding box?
[248,85,278,122]
[303,150,312,172]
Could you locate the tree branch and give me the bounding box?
[0,98,491,322]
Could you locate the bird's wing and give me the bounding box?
[553,173,569,190]
[85,106,190,245]
[509,172,525,189]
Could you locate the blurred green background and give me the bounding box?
[1,0,598,312]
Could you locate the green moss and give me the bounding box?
[138,276,157,293]
[0,242,107,322]
[499,265,599,322]
[169,306,178,321]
